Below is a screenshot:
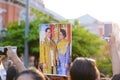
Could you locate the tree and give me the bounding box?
[0,8,56,56]
[74,19,80,25]
[72,24,112,76]
[72,25,106,59]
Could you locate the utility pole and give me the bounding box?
[24,0,29,68]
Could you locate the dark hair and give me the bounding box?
[0,76,1,80]
[112,74,120,80]
[45,28,50,32]
[60,29,66,38]
[6,66,18,80]
[70,57,100,80]
[16,69,45,80]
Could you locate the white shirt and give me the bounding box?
[0,62,6,80]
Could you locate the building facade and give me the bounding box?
[0,1,22,29]
[76,14,104,37]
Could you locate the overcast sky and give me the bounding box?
[44,0,120,25]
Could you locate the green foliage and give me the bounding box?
[0,8,56,55]
[74,19,80,25]
[0,21,25,54]
[97,57,112,76]
[72,26,105,59]
[71,24,112,76]
[30,8,55,24]
[58,20,70,24]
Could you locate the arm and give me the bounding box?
[6,46,26,72]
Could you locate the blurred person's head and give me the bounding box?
[112,74,120,80]
[28,67,49,80]
[70,57,100,80]
[16,69,45,80]
[28,56,35,67]
[6,66,18,80]
[59,29,66,40]
[45,28,51,38]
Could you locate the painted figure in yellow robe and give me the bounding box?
[40,28,58,74]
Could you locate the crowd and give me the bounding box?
[0,46,119,80]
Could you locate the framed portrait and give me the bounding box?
[39,24,72,76]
